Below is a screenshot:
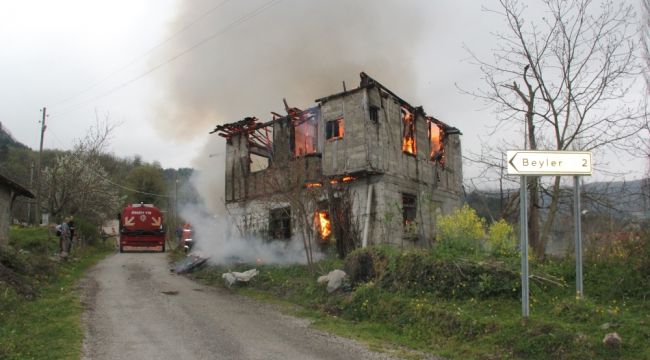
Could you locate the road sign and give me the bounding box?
[507,150,592,176]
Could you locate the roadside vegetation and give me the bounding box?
[0,226,114,360]
[188,206,650,359]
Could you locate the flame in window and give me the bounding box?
[294,108,319,156]
[330,175,356,185]
[314,211,331,240]
[428,120,445,165]
[305,182,322,188]
[401,107,416,155]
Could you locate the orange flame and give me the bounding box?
[402,107,416,154]
[306,182,323,188]
[314,211,331,240]
[402,136,416,154]
[342,176,355,182]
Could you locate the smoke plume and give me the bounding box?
[155,0,428,139]
[162,1,428,264]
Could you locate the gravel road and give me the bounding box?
[81,253,397,360]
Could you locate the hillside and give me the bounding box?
[0,122,29,151]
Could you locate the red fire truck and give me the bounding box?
[119,203,166,252]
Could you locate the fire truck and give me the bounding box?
[119,203,166,252]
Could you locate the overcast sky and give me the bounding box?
[0,0,646,185]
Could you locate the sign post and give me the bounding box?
[574,176,583,298]
[519,176,529,317]
[507,150,592,316]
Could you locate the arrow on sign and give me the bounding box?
[124,216,135,226]
[151,217,162,227]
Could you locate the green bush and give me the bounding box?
[75,217,100,245]
[344,246,394,287]
[487,219,518,257]
[436,205,486,256]
[379,250,520,299]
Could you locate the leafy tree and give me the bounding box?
[124,164,167,207]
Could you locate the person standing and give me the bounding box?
[67,216,76,253]
[59,217,71,258]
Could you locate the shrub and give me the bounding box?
[379,250,520,299]
[75,217,100,245]
[344,246,394,287]
[436,205,486,256]
[487,219,518,257]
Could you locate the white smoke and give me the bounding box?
[164,1,430,264]
[180,137,319,265]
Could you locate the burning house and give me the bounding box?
[211,73,462,249]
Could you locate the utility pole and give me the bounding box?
[34,107,47,225]
[28,161,34,223]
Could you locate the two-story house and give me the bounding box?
[212,73,462,249]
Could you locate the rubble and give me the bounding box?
[171,254,209,274]
[222,268,259,287]
[317,269,347,293]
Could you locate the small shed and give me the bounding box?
[0,173,34,246]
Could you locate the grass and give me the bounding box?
[0,226,114,360]
[186,241,650,360]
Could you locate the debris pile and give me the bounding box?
[222,269,259,287]
[172,253,209,274]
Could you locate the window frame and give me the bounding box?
[269,207,291,240]
[325,117,344,141]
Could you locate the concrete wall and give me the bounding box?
[0,186,13,246]
[221,83,463,248]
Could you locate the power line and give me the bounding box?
[49,0,234,109]
[104,177,170,198]
[50,0,283,118]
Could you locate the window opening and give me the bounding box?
[269,207,291,240]
[293,108,319,156]
[369,105,379,122]
[314,210,332,241]
[250,153,270,172]
[401,106,416,155]
[402,193,417,227]
[428,119,445,165]
[326,117,344,140]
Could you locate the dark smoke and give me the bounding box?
[155,0,428,139]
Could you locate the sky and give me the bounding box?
[0,0,647,187]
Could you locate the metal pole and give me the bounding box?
[574,176,583,299]
[520,176,529,317]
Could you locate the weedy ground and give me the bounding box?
[0,226,114,360]
[188,237,650,360]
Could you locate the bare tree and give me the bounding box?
[464,0,643,258]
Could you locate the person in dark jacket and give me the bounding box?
[67,216,76,253]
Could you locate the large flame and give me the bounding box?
[314,210,331,240]
[402,136,416,154]
[401,107,416,154]
[428,119,445,164]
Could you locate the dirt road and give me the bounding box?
[81,253,395,360]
